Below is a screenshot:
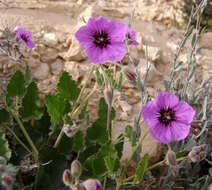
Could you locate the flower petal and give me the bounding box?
[142,100,159,128]
[149,122,173,144]
[107,42,126,62]
[174,101,195,124]
[155,92,179,109]
[169,121,191,141]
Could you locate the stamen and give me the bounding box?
[93,30,110,48]
[158,108,176,126]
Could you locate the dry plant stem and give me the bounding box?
[8,108,39,161]
[183,5,201,97]
[4,125,31,154]
[53,67,96,148]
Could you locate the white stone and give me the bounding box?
[43,33,58,47]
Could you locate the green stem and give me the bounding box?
[4,125,31,154]
[118,128,149,189]
[115,183,121,190]
[53,84,97,148]
[9,109,39,161]
[123,129,149,175]
[103,175,107,190]
[75,65,95,107]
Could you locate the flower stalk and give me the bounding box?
[54,66,96,148]
[8,108,39,161]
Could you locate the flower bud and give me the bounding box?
[71,160,82,178]
[188,144,207,163]
[83,179,102,190]
[103,86,113,107]
[62,169,73,186]
[168,150,177,166]
[170,165,179,177]
[2,173,13,187]
[124,68,137,84]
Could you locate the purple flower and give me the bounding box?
[126,28,139,46]
[15,28,35,48]
[75,16,128,64]
[83,179,102,190]
[142,92,195,144]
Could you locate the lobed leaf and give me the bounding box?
[133,154,148,184]
[19,82,44,120]
[57,71,80,101]
[44,94,70,125]
[7,70,25,97]
[0,131,11,161]
[0,108,10,125]
[125,125,136,147]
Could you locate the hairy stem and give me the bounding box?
[53,81,97,148]
[9,109,39,161]
[4,125,31,154]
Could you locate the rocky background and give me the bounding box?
[0,0,212,163]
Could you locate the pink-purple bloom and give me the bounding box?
[142,92,195,144]
[15,28,35,49]
[75,16,128,64]
[126,28,139,46]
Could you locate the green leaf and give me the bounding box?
[34,146,66,190]
[86,119,108,144]
[25,66,33,86]
[105,156,120,173]
[78,100,88,120]
[115,134,124,159]
[94,142,118,175]
[95,68,104,86]
[7,70,25,97]
[19,82,44,120]
[0,108,10,125]
[191,33,196,47]
[98,98,115,121]
[174,61,183,72]
[57,71,80,101]
[188,64,196,82]
[0,131,11,161]
[125,125,136,147]
[163,80,170,91]
[73,130,84,152]
[57,135,73,156]
[133,154,148,184]
[44,94,70,125]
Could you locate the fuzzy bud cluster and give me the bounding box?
[188,144,207,163]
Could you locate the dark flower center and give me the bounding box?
[20,34,28,43]
[158,108,176,126]
[93,30,110,48]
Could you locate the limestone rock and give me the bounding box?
[32,63,50,80]
[50,59,63,76]
[43,33,58,47]
[138,59,162,83]
[200,32,212,50]
[144,46,162,62]
[40,48,58,63]
[62,36,87,62]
